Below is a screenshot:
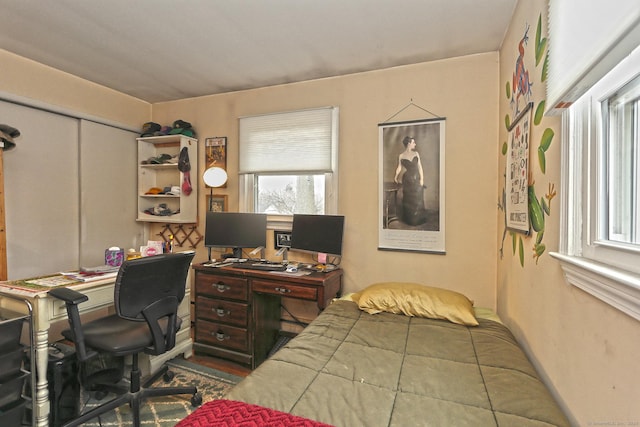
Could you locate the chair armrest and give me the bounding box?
[48,287,95,361]
[49,287,89,305]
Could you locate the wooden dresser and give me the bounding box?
[192,263,343,369]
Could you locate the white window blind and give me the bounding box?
[239,107,337,174]
[547,0,640,113]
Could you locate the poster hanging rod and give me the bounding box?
[382,98,443,123]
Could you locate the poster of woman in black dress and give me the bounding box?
[378,118,446,253]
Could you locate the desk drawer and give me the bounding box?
[196,297,248,327]
[196,320,248,352]
[195,273,248,301]
[252,279,317,301]
[49,285,114,321]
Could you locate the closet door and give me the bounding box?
[1,100,79,278]
[79,120,143,267]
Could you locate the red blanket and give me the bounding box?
[176,399,334,427]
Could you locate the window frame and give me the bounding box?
[551,46,640,321]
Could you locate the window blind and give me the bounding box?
[239,107,337,174]
[546,0,640,113]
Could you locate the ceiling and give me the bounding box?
[0,0,516,103]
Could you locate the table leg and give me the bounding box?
[33,328,50,427]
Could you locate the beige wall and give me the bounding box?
[0,49,149,128]
[498,1,640,425]
[152,53,500,309]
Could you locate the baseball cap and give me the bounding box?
[140,122,161,137]
[168,119,196,137]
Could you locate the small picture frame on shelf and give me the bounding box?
[274,230,292,249]
[207,194,227,212]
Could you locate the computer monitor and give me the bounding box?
[205,212,267,258]
[290,214,345,259]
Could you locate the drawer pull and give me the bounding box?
[215,307,230,317]
[215,330,229,341]
[275,287,291,294]
[214,282,230,292]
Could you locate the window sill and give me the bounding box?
[550,252,640,322]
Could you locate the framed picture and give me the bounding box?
[207,194,227,212]
[274,230,292,249]
[505,102,533,234]
[378,118,446,253]
[205,137,227,187]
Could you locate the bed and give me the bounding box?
[181,282,570,427]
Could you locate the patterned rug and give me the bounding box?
[81,357,243,427]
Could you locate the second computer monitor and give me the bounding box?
[290,214,345,258]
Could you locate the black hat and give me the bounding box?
[140,122,162,137]
[0,124,20,151]
[0,124,20,138]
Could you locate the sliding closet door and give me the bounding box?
[79,120,143,267]
[1,100,80,279]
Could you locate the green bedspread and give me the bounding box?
[226,300,569,426]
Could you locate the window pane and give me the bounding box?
[606,75,640,244]
[256,175,325,215]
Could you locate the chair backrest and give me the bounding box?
[114,251,195,321]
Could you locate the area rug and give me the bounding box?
[81,357,243,427]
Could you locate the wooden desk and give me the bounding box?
[0,274,193,427]
[192,264,342,369]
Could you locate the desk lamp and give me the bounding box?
[203,166,228,261]
[203,166,228,211]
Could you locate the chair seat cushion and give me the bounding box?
[61,315,181,356]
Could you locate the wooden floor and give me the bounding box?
[186,328,252,377]
[187,352,252,377]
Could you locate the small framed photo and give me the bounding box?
[205,137,227,188]
[207,194,227,212]
[274,230,292,249]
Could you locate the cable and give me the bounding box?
[280,303,310,329]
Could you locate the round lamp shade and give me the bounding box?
[203,166,228,188]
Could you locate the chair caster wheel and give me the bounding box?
[191,392,203,407]
[93,390,107,400]
[163,370,175,382]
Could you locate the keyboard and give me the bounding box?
[234,262,286,271]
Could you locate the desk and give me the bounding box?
[0,275,193,427]
[192,264,342,369]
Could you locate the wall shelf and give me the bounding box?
[137,135,198,224]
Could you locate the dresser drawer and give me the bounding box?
[252,279,317,301]
[196,320,249,352]
[196,296,248,327]
[196,273,248,301]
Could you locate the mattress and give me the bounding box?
[223,300,569,426]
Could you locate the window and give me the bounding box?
[604,75,640,246]
[551,46,640,321]
[238,107,339,220]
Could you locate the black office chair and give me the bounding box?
[49,251,202,427]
